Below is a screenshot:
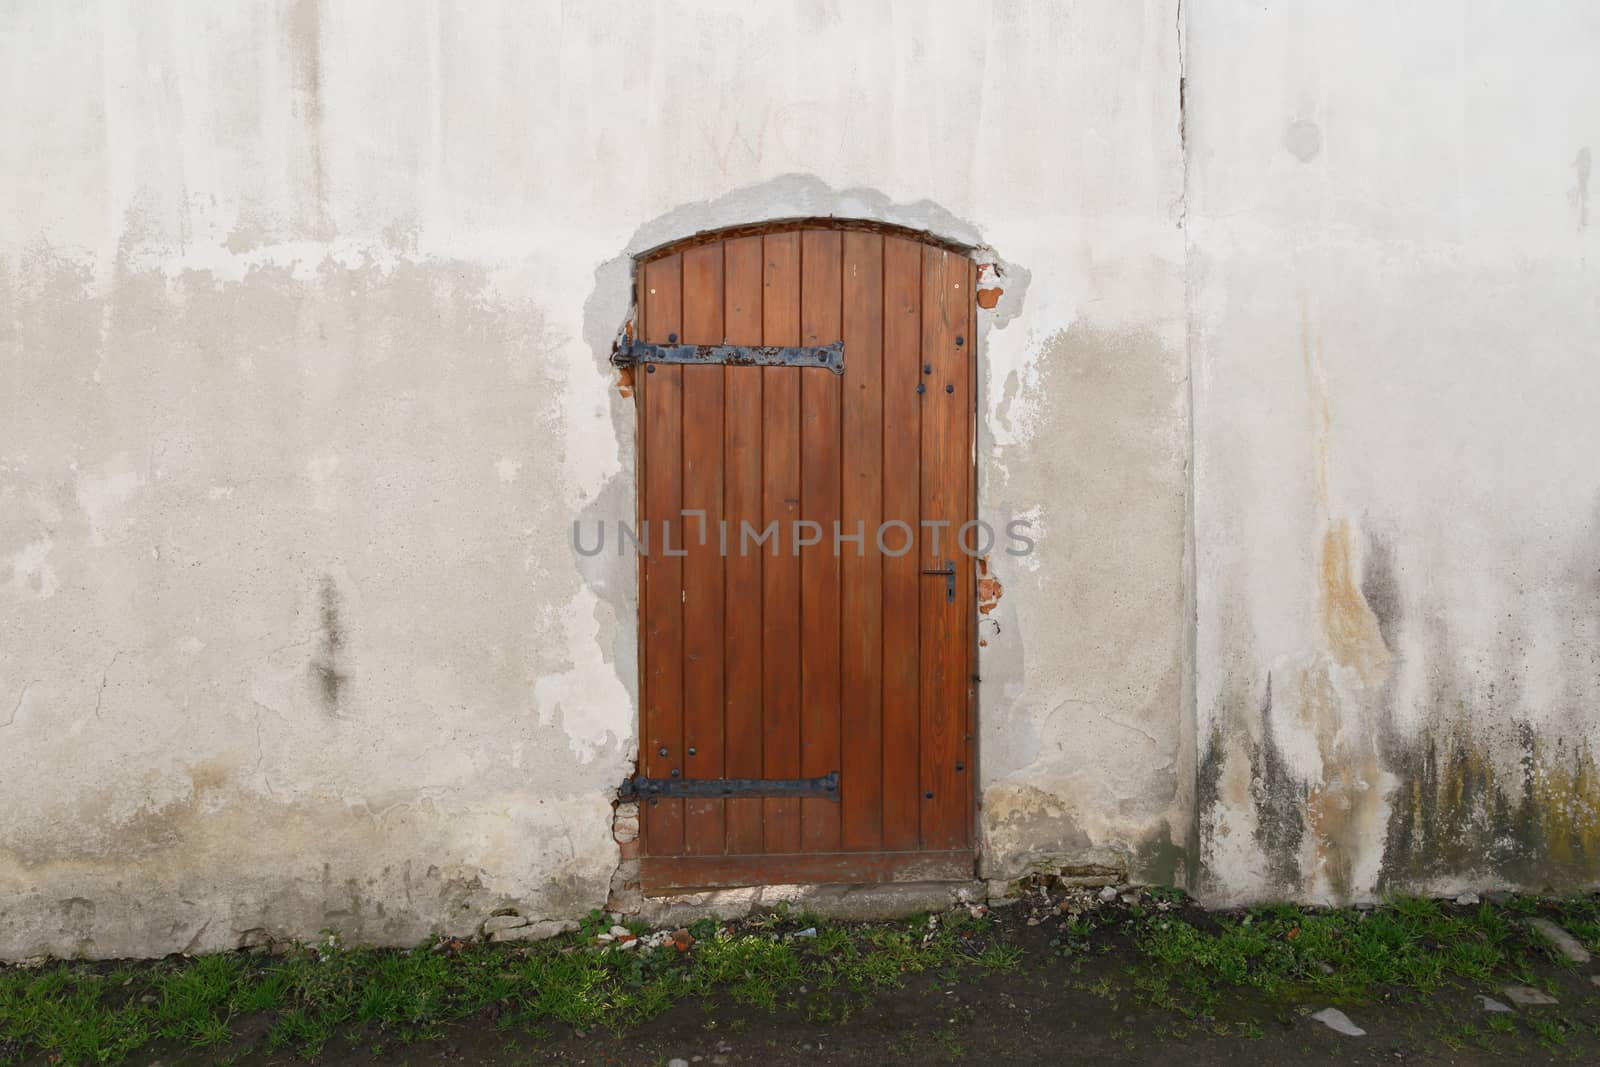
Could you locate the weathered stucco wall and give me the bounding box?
[1,0,1189,958]
[1190,2,1600,904]
[16,0,1590,954]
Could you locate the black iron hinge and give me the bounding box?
[614,339,844,376]
[618,772,840,802]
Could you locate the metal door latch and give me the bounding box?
[922,560,955,603]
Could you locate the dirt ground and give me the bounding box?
[111,895,1599,1067]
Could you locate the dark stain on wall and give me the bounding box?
[1196,673,1308,898]
[1359,529,1401,655]
[1193,721,1224,891]
[286,0,331,238]
[1132,820,1190,887]
[1373,519,1600,891]
[1201,500,1600,902]
[1378,709,1600,890]
[311,576,347,713]
[1251,675,1306,892]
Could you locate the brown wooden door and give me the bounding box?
[635,223,975,893]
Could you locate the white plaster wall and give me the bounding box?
[1,0,1189,958]
[1190,2,1600,903]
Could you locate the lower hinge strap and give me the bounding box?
[619,772,840,801]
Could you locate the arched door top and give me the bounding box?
[635,217,974,265]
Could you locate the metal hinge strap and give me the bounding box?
[615,340,844,375]
[619,771,840,801]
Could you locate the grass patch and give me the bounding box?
[1128,893,1579,1020]
[0,910,1006,1065]
[4,893,1595,1065]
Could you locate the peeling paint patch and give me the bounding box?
[531,585,631,763]
[980,318,1189,886]
[6,538,59,599]
[74,457,145,547]
[981,783,1095,876]
[976,555,1004,615]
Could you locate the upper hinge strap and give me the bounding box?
[614,340,844,376]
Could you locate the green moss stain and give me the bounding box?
[1378,723,1600,890]
[1132,820,1190,888]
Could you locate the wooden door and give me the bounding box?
[634,223,975,893]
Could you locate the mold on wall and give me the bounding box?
[1189,2,1600,904]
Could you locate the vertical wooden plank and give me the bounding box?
[641,253,684,856]
[633,264,650,823]
[919,246,969,850]
[799,229,843,853]
[965,257,980,848]
[840,232,885,851]
[881,237,923,851]
[760,232,803,853]
[722,236,765,854]
[681,243,726,855]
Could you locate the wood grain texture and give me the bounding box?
[641,253,684,856]
[760,232,803,854]
[799,229,843,853]
[881,236,923,851]
[680,243,726,854]
[641,850,973,895]
[965,257,980,847]
[722,236,765,854]
[918,246,969,851]
[840,231,885,851]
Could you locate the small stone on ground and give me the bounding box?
[1502,985,1558,1006]
[668,1059,688,1067]
[481,914,529,936]
[1311,1007,1366,1036]
[1476,995,1513,1013]
[1527,918,1592,964]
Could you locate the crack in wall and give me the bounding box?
[91,652,125,720]
[4,682,37,729]
[1176,0,1200,887]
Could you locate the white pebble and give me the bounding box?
[1310,1007,1365,1036]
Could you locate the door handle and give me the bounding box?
[921,560,956,603]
